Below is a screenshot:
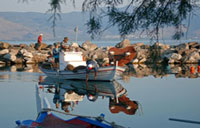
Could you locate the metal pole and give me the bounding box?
[75,26,78,43]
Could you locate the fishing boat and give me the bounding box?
[16,84,124,128]
[40,51,125,81]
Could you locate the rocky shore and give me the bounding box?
[0,40,200,65]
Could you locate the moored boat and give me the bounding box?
[40,51,125,81]
[40,65,125,81]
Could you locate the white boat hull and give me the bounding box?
[40,66,125,81]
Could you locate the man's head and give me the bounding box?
[63,37,69,43]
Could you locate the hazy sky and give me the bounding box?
[0,0,83,13]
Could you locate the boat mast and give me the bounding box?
[74,26,78,43]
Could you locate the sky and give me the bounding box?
[0,0,83,13]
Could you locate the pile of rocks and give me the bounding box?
[0,41,51,65]
[132,41,200,64]
[1,40,200,65]
[0,41,110,65]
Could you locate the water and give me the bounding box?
[0,64,200,128]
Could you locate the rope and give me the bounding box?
[40,108,125,128]
[137,101,144,116]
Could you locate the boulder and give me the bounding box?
[104,46,111,51]
[115,39,131,48]
[141,45,150,49]
[188,41,198,47]
[176,43,189,50]
[32,53,48,63]
[71,42,79,48]
[168,53,182,64]
[19,49,33,58]
[0,42,10,49]
[184,57,196,63]
[47,44,54,50]
[29,43,35,48]
[0,61,6,65]
[9,46,21,54]
[132,43,144,51]
[161,49,175,59]
[24,57,34,64]
[189,52,200,59]
[139,58,147,63]
[168,59,175,64]
[184,52,200,63]
[35,43,48,50]
[82,41,97,51]
[0,49,9,55]
[170,65,182,73]
[170,53,182,60]
[92,48,108,59]
[20,44,29,48]
[101,58,110,66]
[14,58,24,64]
[136,49,149,60]
[132,42,145,47]
[9,49,19,55]
[192,43,200,49]
[181,51,200,63]
[23,52,33,58]
[152,42,170,48]
[152,42,170,50]
[3,53,17,62]
[188,42,200,49]
[132,58,139,64]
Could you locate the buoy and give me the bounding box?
[198,66,200,73]
[56,103,59,108]
[190,66,195,74]
[88,64,93,70]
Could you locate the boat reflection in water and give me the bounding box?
[16,78,131,128]
[39,76,139,115]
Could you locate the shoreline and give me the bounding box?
[0,39,200,65]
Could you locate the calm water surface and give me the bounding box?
[0,64,200,128]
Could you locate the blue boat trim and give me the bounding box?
[17,111,113,128]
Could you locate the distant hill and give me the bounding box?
[0,12,90,41]
[0,11,200,41]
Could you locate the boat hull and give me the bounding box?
[40,66,125,81]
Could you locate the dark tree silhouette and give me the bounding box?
[20,0,200,40]
[82,0,199,40]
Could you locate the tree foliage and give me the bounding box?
[82,0,199,40]
[20,0,200,40]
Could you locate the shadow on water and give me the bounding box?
[38,76,139,115]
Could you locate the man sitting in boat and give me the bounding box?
[86,59,99,81]
[60,37,71,51]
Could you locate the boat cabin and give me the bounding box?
[59,52,86,71]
